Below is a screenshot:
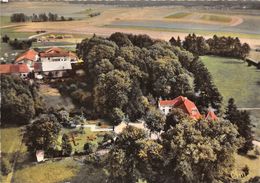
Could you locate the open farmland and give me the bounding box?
[165,12,191,19]
[200,14,232,23]
[201,56,260,139]
[1,2,260,49]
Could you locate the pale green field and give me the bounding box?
[0,16,11,26]
[201,56,260,139]
[201,56,260,108]
[0,127,26,154]
[165,12,191,19]
[201,14,232,23]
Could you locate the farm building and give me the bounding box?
[11,47,79,78]
[15,49,39,71]
[0,64,30,78]
[158,96,201,120]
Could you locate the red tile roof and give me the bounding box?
[159,96,201,120]
[15,49,38,63]
[39,47,70,57]
[0,64,30,74]
[206,110,218,121]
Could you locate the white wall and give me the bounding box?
[41,61,72,72]
[158,104,173,116]
[40,56,70,62]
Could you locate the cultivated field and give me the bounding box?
[1,2,260,49]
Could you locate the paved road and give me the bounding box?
[238,108,260,110]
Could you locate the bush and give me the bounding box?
[1,158,12,176]
[83,142,97,155]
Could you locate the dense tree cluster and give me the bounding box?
[1,75,45,125]
[108,113,243,183]
[171,34,250,59]
[10,12,73,23]
[8,38,36,50]
[76,33,222,122]
[225,98,254,154]
[25,114,62,156]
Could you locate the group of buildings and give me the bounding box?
[0,47,79,79]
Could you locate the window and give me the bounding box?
[162,109,165,112]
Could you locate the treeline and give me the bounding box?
[10,12,74,23]
[71,32,222,125]
[2,35,36,49]
[9,38,37,50]
[170,33,250,59]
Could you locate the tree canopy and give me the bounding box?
[76,33,222,121]
[108,113,243,183]
[1,75,45,125]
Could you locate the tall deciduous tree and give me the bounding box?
[25,115,61,156]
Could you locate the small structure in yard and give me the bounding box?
[36,150,45,162]
[159,96,201,120]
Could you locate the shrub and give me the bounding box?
[1,158,12,176]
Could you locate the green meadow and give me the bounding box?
[165,12,191,19]
[201,56,260,138]
[201,14,232,23]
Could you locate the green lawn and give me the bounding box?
[165,12,191,19]
[201,56,260,139]
[13,158,80,183]
[61,127,107,153]
[0,127,25,154]
[201,56,260,108]
[201,14,232,23]
[0,16,11,26]
[1,27,34,39]
[234,153,260,181]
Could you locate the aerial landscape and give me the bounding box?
[0,0,260,183]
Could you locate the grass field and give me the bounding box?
[0,126,27,183]
[0,127,26,154]
[201,14,232,23]
[201,56,260,108]
[234,153,260,181]
[0,16,11,26]
[1,27,34,39]
[201,56,260,139]
[13,158,80,183]
[165,12,191,19]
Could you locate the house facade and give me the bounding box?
[15,49,39,71]
[159,96,201,120]
[159,96,218,121]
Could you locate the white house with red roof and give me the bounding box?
[39,47,77,63]
[158,96,201,120]
[159,96,219,121]
[15,49,39,71]
[12,47,79,78]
